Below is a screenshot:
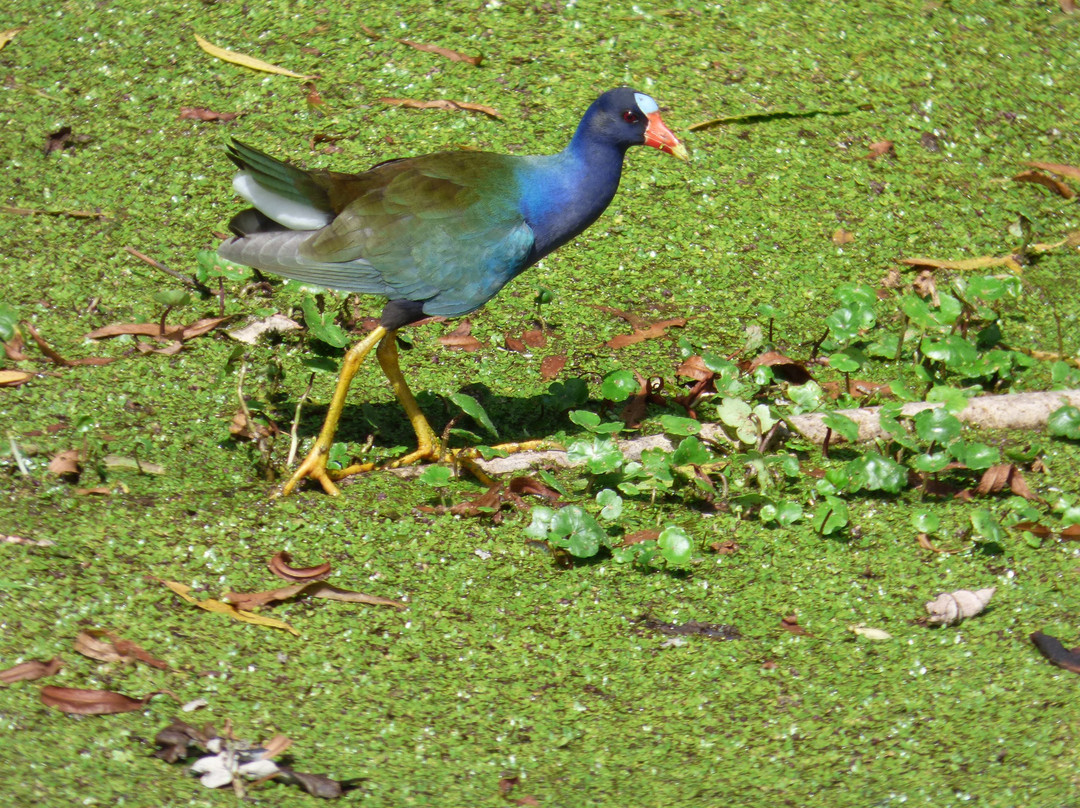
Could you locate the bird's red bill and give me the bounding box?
[644,112,689,160]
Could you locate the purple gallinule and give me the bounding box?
[219,87,687,496]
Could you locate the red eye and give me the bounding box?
[622,110,640,124]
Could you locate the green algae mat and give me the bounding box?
[2,1,1080,805]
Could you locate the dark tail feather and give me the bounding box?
[228,208,287,238]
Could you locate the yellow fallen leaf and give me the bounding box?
[0,29,21,51]
[194,34,316,80]
[163,580,299,635]
[0,370,32,386]
[899,255,1023,274]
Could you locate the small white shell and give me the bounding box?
[925,587,996,626]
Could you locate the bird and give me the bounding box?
[219,87,688,496]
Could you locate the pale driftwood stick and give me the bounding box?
[383,389,1080,477]
[784,389,1080,444]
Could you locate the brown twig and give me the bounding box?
[124,246,212,295]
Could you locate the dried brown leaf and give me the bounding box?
[380,97,500,119]
[916,532,947,553]
[223,581,405,611]
[780,614,810,636]
[1012,169,1076,199]
[0,657,62,684]
[1061,524,1080,541]
[710,539,740,555]
[267,551,332,583]
[675,354,714,382]
[1061,0,1077,12]
[179,107,239,122]
[507,475,561,501]
[1010,521,1052,538]
[539,354,566,380]
[831,228,855,245]
[746,351,813,384]
[396,38,482,65]
[73,629,170,670]
[40,685,171,715]
[4,330,27,360]
[1031,631,1080,674]
[865,140,894,160]
[521,329,547,348]
[912,268,939,304]
[75,486,112,496]
[438,320,483,351]
[23,322,116,367]
[48,449,81,477]
[1024,161,1080,180]
[606,318,687,349]
[504,335,529,354]
[621,529,661,546]
[44,126,74,155]
[618,373,650,428]
[975,464,1011,495]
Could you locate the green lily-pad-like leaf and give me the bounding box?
[914,407,962,443]
[596,488,623,521]
[524,505,557,540]
[812,496,850,536]
[300,295,350,348]
[449,392,498,439]
[657,525,693,566]
[1047,404,1080,440]
[659,414,701,437]
[949,440,1000,470]
[550,505,606,557]
[0,303,21,341]
[600,369,639,402]
[566,437,624,475]
[970,508,1005,543]
[912,511,940,533]
[847,453,907,494]
[672,436,712,466]
[822,412,860,443]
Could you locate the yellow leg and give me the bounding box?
[283,324,555,496]
[280,325,387,497]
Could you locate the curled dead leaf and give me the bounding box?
[48,449,81,478]
[1012,169,1075,199]
[780,614,810,636]
[163,580,299,635]
[900,255,1024,274]
[1023,160,1080,181]
[74,629,170,670]
[0,657,63,684]
[380,97,500,119]
[1031,630,1080,674]
[606,318,687,349]
[396,39,482,66]
[438,320,483,351]
[223,581,406,612]
[40,685,173,715]
[925,587,995,626]
[267,551,332,583]
[865,140,894,160]
[179,107,239,122]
